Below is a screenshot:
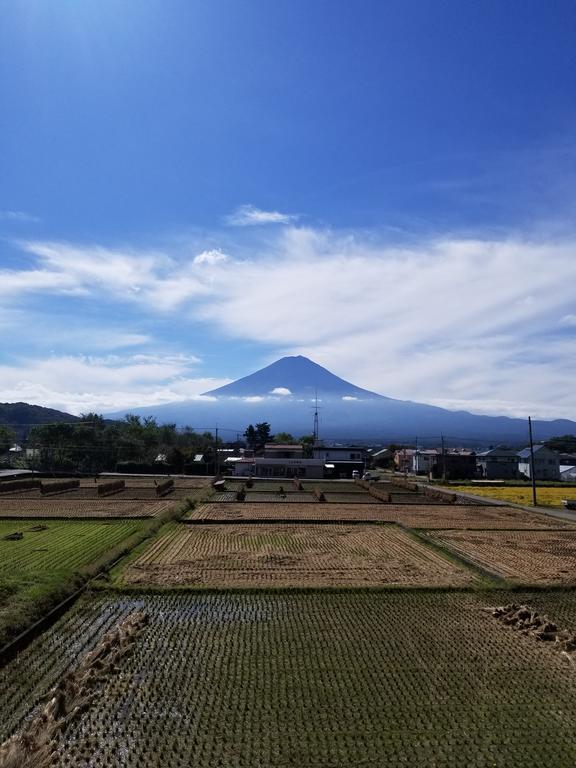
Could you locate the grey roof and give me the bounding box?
[517,445,550,459]
[477,448,518,458]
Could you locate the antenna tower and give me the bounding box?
[313,389,320,444]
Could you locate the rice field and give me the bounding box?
[0,518,146,648]
[0,486,198,501]
[120,523,479,588]
[3,591,576,767]
[427,529,576,584]
[0,498,176,518]
[447,485,576,508]
[244,491,317,503]
[0,519,144,575]
[3,470,576,767]
[185,501,567,529]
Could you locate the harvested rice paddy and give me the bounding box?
[427,529,576,584]
[0,498,176,518]
[3,591,576,767]
[185,501,565,529]
[120,523,478,588]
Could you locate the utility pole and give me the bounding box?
[214,426,219,478]
[528,416,537,506]
[441,435,446,482]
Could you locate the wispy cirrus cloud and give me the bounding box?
[0,354,228,414]
[194,227,576,419]
[3,240,215,310]
[3,225,576,419]
[0,210,40,223]
[225,204,298,226]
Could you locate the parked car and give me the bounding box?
[352,470,360,479]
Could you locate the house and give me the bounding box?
[394,449,412,473]
[393,448,438,475]
[230,458,256,477]
[413,449,439,475]
[476,448,519,480]
[312,445,366,462]
[517,445,560,481]
[231,456,324,479]
[312,445,366,479]
[371,447,393,468]
[263,444,304,459]
[431,450,476,480]
[560,465,576,482]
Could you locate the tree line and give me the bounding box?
[0,415,316,474]
[5,414,220,474]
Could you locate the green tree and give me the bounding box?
[244,425,257,450]
[244,423,273,451]
[300,434,315,458]
[544,435,576,454]
[274,432,296,444]
[0,425,15,454]
[28,423,76,471]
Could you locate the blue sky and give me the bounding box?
[1,0,576,419]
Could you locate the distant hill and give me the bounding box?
[105,356,576,445]
[0,402,79,440]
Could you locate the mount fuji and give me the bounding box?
[202,356,384,400]
[105,355,576,445]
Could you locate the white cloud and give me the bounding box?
[0,354,229,414]
[225,205,297,227]
[0,210,40,223]
[3,240,215,311]
[342,396,358,401]
[193,249,229,265]
[3,226,576,419]
[100,334,152,349]
[270,387,292,396]
[194,228,576,419]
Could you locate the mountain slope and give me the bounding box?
[105,356,576,444]
[203,356,385,399]
[0,402,79,439]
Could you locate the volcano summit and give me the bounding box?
[203,356,384,400]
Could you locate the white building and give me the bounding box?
[231,457,324,479]
[312,446,365,462]
[517,445,560,481]
[394,448,438,475]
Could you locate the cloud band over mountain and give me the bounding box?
[0,225,575,419]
